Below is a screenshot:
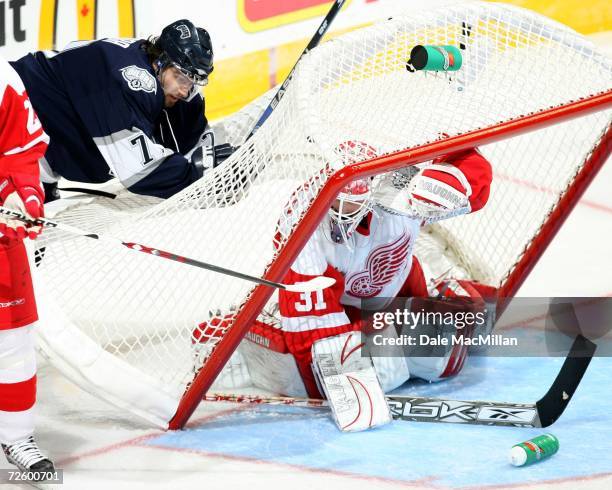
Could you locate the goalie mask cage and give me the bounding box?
[33,2,611,430]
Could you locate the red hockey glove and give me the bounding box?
[0,173,45,240]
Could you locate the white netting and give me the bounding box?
[33,2,611,426]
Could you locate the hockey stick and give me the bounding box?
[459,21,473,50]
[57,186,117,199]
[245,0,347,140]
[0,206,333,293]
[205,335,595,428]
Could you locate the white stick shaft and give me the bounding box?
[0,206,333,293]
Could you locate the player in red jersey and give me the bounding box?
[0,55,55,476]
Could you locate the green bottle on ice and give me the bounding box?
[509,434,559,466]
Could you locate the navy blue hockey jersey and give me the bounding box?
[11,38,206,199]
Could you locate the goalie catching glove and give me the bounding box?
[408,162,472,220]
[372,148,492,222]
[0,173,44,239]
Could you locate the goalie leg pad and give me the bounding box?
[371,348,411,392]
[312,332,391,432]
[405,279,485,381]
[192,314,252,390]
[241,318,308,397]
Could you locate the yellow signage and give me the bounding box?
[38,0,57,50]
[117,0,135,38]
[76,0,96,40]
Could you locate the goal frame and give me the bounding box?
[169,89,612,430]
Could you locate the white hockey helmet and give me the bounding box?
[329,178,374,244]
[328,140,379,244]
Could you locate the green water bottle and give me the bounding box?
[408,45,463,72]
[509,434,560,466]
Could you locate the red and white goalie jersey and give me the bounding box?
[277,148,492,396]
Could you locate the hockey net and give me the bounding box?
[33,2,611,429]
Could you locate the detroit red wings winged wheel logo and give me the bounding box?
[346,232,412,298]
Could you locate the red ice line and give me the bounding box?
[55,406,243,467]
[496,172,612,215]
[497,292,612,332]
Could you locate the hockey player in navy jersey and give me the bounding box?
[11,19,230,201]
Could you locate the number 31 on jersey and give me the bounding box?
[295,289,327,312]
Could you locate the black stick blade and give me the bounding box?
[536,335,596,427]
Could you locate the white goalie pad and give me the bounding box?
[312,332,391,432]
[236,304,411,397]
[211,303,308,396]
[405,355,452,382]
[369,324,411,392]
[239,338,307,397]
[200,348,252,391]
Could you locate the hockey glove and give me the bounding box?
[189,130,237,172]
[408,164,471,220]
[213,143,237,166]
[0,173,45,240]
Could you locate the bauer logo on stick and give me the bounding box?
[407,45,463,72]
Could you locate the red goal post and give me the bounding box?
[170,91,612,429]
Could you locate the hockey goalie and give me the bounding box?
[194,141,493,432]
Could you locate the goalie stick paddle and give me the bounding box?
[205,335,595,428]
[245,0,347,140]
[0,206,334,293]
[389,335,596,427]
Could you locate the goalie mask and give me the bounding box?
[329,178,374,244]
[154,19,214,101]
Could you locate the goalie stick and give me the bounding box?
[204,335,595,428]
[245,0,347,140]
[0,206,334,293]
